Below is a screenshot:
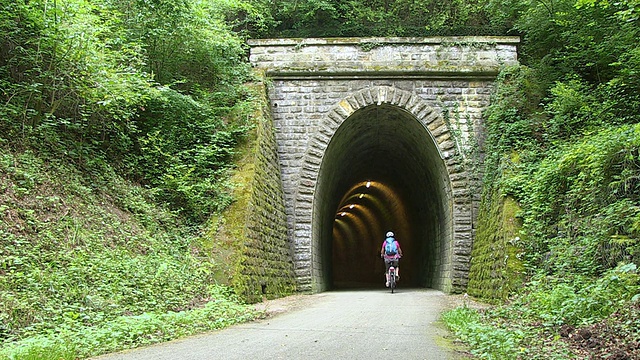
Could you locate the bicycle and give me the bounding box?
[388,265,397,293]
[382,255,400,293]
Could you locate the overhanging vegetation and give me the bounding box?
[1,0,640,358]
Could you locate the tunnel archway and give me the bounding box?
[249,38,519,293]
[303,86,458,291]
[293,86,473,293]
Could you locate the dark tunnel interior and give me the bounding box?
[314,104,451,290]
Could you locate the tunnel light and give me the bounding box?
[359,194,364,199]
[349,204,355,209]
[341,212,346,216]
[366,181,371,188]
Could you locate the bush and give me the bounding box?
[123,87,253,223]
[0,149,239,346]
[518,264,640,327]
[520,124,640,274]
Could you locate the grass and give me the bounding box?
[0,147,259,359]
[0,291,260,360]
[442,265,640,359]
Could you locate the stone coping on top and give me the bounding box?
[248,36,520,79]
[248,36,520,46]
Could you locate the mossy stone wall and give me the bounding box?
[213,79,297,303]
[248,37,520,292]
[467,190,525,300]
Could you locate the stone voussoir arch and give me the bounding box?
[295,85,471,290]
[248,36,520,293]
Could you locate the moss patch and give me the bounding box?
[206,77,297,303]
[467,188,525,301]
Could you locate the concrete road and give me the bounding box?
[92,288,464,360]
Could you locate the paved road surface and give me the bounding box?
[92,288,463,360]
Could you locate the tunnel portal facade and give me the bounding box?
[248,37,519,293]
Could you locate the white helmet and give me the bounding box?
[386,231,394,237]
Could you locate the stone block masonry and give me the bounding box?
[249,37,519,79]
[272,79,490,292]
[228,82,297,302]
[249,37,519,293]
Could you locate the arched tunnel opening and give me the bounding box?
[314,104,452,290]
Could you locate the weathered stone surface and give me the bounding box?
[248,37,519,78]
[248,37,519,294]
[227,83,298,303]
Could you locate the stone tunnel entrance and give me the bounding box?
[317,104,450,289]
[248,37,519,293]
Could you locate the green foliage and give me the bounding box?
[491,0,640,124]
[483,66,545,153]
[520,124,640,274]
[0,286,258,360]
[541,76,639,143]
[1,150,208,338]
[1,0,255,223]
[442,305,571,359]
[543,78,599,141]
[516,0,639,81]
[480,60,640,282]
[1,0,277,355]
[445,264,638,358]
[259,0,504,37]
[480,65,546,201]
[516,264,640,327]
[0,0,152,156]
[442,306,530,359]
[0,147,260,358]
[217,0,278,37]
[466,2,640,356]
[108,0,251,93]
[482,0,640,138]
[124,87,254,223]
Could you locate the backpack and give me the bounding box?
[384,237,398,255]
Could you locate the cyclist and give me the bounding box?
[380,231,402,287]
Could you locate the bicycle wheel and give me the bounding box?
[390,272,396,293]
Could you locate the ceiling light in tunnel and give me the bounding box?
[341,212,346,216]
[349,204,355,209]
[336,180,410,233]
